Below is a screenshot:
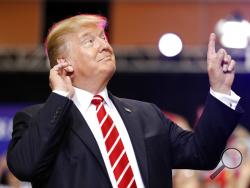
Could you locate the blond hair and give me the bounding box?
[44,14,107,67]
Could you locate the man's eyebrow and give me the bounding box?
[99,30,105,36]
[79,30,105,39]
[79,32,93,39]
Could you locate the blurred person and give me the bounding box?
[7,14,243,188]
[163,111,191,131]
[203,126,250,188]
[230,126,250,188]
[0,154,21,188]
[173,169,201,188]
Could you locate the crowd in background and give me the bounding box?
[170,110,250,188]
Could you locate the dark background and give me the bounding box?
[42,0,110,41]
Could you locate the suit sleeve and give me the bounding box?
[154,94,243,170]
[7,93,73,181]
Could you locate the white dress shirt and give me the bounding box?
[210,89,240,110]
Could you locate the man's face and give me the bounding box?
[65,25,116,89]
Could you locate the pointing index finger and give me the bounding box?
[208,33,216,56]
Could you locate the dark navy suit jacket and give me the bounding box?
[7,92,242,188]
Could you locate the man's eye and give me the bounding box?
[100,34,106,40]
[82,39,94,47]
[86,39,94,44]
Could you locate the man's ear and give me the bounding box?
[56,58,62,65]
[64,57,73,66]
[56,57,69,65]
[56,57,73,67]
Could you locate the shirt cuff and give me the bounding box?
[53,90,72,99]
[210,88,240,110]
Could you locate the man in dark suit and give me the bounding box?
[7,14,242,188]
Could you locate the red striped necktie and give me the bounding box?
[91,95,137,188]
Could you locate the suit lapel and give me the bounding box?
[110,94,149,188]
[69,104,109,179]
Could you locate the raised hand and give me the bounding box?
[207,33,236,95]
[49,59,75,98]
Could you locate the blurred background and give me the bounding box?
[0,0,250,187]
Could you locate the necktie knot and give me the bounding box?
[91,95,104,106]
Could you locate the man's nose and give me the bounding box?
[96,37,109,51]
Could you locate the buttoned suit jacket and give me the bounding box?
[7,92,242,188]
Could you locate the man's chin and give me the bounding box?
[105,64,116,77]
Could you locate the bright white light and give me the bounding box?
[158,33,183,57]
[216,20,250,49]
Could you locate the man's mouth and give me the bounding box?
[98,55,112,62]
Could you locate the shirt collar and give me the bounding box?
[72,87,112,112]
